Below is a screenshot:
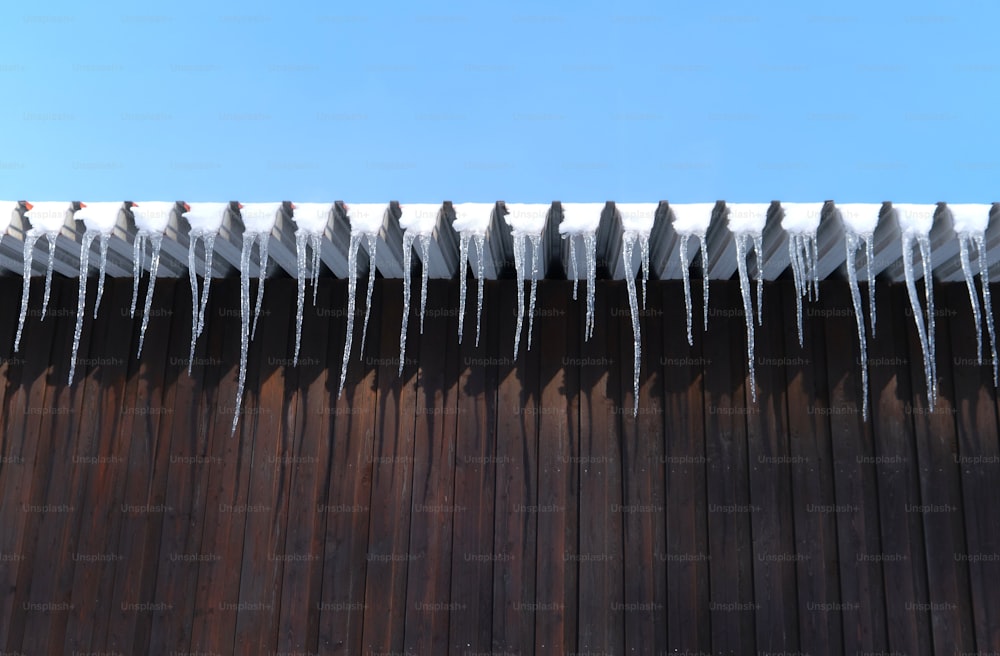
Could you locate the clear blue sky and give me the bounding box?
[1,0,996,203]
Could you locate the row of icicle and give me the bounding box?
[6,201,998,432]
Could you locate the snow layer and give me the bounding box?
[726,203,769,234]
[75,201,122,234]
[133,201,179,234]
[399,203,440,236]
[292,203,332,234]
[558,203,603,235]
[670,203,715,235]
[25,201,73,233]
[894,203,936,236]
[349,203,387,235]
[780,202,824,234]
[452,202,494,234]
[184,202,229,234]
[504,203,548,236]
[837,203,881,234]
[240,202,282,234]
[948,203,992,234]
[617,203,657,235]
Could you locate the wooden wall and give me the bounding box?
[0,275,997,655]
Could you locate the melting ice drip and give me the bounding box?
[187,231,217,375]
[733,233,763,402]
[398,205,436,375]
[15,202,75,351]
[616,203,656,416]
[844,231,872,419]
[67,230,111,384]
[563,233,597,341]
[671,204,715,342]
[132,234,163,357]
[453,202,492,348]
[232,231,271,435]
[949,204,998,387]
[677,233,709,345]
[340,230,379,395]
[511,233,542,357]
[293,230,322,366]
[622,233,642,416]
[837,203,881,418]
[957,233,998,384]
[559,203,599,342]
[457,233,486,346]
[896,204,937,409]
[781,203,823,347]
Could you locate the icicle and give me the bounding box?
[788,233,817,348]
[700,234,710,332]
[639,234,650,310]
[310,233,322,305]
[811,235,820,301]
[458,233,469,344]
[623,233,641,416]
[753,233,764,327]
[512,233,526,359]
[340,234,361,397]
[569,234,579,300]
[918,235,937,404]
[250,235,269,341]
[864,234,876,338]
[187,234,201,375]
[584,232,596,341]
[418,234,430,334]
[136,234,162,358]
[400,232,416,375]
[131,233,145,318]
[527,234,541,351]
[293,231,307,367]
[735,234,757,402]
[845,232,870,419]
[92,234,109,319]
[232,233,255,436]
[41,231,57,321]
[474,234,485,348]
[69,231,97,384]
[976,234,999,387]
[187,232,217,375]
[15,232,40,351]
[901,233,936,409]
[196,233,216,340]
[679,234,694,347]
[958,234,983,364]
[360,233,377,358]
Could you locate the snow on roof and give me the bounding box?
[133,201,180,234]
[25,201,73,233]
[348,203,387,235]
[670,203,715,235]
[558,203,603,235]
[184,202,230,234]
[780,202,824,234]
[504,203,548,236]
[451,202,493,235]
[947,203,992,234]
[836,203,881,235]
[616,203,658,235]
[240,202,282,234]
[292,203,332,235]
[894,203,936,236]
[726,203,770,234]
[399,203,440,236]
[75,201,122,234]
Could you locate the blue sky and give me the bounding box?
[1,0,996,203]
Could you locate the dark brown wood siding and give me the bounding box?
[0,275,997,655]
